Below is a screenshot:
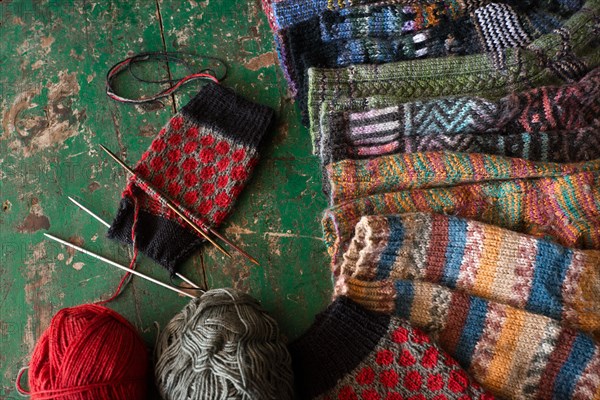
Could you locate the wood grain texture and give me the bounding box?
[0,1,331,398]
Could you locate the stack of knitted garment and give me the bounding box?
[262,0,600,399]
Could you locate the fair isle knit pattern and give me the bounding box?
[322,171,600,269]
[319,1,469,42]
[338,213,600,338]
[326,152,600,203]
[307,0,600,152]
[336,279,600,399]
[108,83,273,273]
[290,296,495,400]
[344,67,600,141]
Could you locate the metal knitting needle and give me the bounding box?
[99,144,260,266]
[43,233,198,299]
[98,145,231,259]
[67,196,201,289]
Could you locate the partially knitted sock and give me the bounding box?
[307,2,599,152]
[322,171,600,269]
[108,83,274,273]
[336,279,600,400]
[339,212,600,338]
[326,152,600,203]
[290,296,495,400]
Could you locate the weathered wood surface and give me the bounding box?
[0,1,331,397]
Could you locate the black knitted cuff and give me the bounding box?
[181,82,274,147]
[107,197,203,275]
[289,297,390,399]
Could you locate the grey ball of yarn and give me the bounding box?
[155,288,294,400]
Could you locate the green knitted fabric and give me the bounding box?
[322,170,600,272]
[307,0,600,152]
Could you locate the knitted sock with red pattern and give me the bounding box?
[290,296,495,400]
[108,82,274,274]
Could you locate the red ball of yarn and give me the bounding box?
[21,304,148,400]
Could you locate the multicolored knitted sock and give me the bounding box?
[108,83,274,273]
[290,296,496,400]
[326,152,600,204]
[338,212,600,338]
[307,1,599,152]
[343,67,600,140]
[336,279,600,399]
[322,171,600,269]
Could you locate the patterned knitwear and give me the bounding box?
[322,170,600,270]
[285,1,568,117]
[289,296,496,400]
[307,0,600,151]
[326,152,600,204]
[108,83,274,273]
[336,279,600,399]
[338,213,600,338]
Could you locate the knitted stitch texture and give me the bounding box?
[286,2,567,117]
[108,83,274,273]
[326,152,600,204]
[336,279,600,399]
[338,213,600,338]
[322,171,600,270]
[290,296,495,400]
[307,0,600,151]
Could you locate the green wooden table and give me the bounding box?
[0,1,331,397]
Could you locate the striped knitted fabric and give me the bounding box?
[287,2,567,117]
[326,152,600,203]
[336,278,600,399]
[307,0,600,152]
[338,213,600,338]
[322,171,600,270]
[344,67,600,140]
[290,296,496,400]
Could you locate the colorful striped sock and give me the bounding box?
[326,152,600,204]
[290,296,496,399]
[336,278,600,399]
[322,171,600,269]
[338,212,600,338]
[307,2,599,152]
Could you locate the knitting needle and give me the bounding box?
[43,233,198,299]
[98,145,231,259]
[67,196,201,289]
[99,144,260,266]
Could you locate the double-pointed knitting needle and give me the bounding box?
[67,196,201,289]
[43,233,199,299]
[99,144,260,266]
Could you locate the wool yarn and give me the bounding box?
[339,213,600,338]
[19,304,148,400]
[337,278,600,399]
[307,0,600,150]
[290,296,495,400]
[326,152,600,203]
[108,82,274,274]
[323,171,600,269]
[155,288,294,400]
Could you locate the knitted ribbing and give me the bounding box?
[290,296,495,399]
[339,213,600,338]
[307,0,600,151]
[322,171,600,269]
[326,152,600,204]
[337,278,600,399]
